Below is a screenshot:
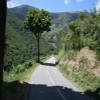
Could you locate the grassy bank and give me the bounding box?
[3,59,37,100]
[60,64,100,90]
[57,48,100,100]
[59,65,100,100]
[4,60,37,82]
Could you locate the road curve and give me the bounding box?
[25,56,93,100]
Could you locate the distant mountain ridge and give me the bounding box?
[8,5,79,25]
[9,5,34,20]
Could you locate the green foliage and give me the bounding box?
[24,9,51,37]
[60,63,100,92]
[5,14,35,71]
[9,5,79,26]
[5,9,52,71]
[96,50,100,60]
[62,13,100,59]
[9,5,34,20]
[13,60,34,74]
[24,9,51,62]
[50,12,79,26]
[4,60,37,82]
[8,5,80,55]
[58,48,100,99]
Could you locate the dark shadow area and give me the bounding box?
[3,81,97,100]
[40,61,59,67]
[40,62,57,66]
[3,81,28,100]
[85,88,100,100]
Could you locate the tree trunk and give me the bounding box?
[0,0,7,99]
[37,33,40,63]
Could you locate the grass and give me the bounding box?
[40,55,50,62]
[3,59,38,100]
[4,60,37,82]
[57,49,100,100]
[4,55,50,82]
[3,55,50,100]
[60,65,100,90]
[59,64,100,100]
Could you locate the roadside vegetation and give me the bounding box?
[3,59,37,100]
[57,12,100,100]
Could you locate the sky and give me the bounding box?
[7,0,99,12]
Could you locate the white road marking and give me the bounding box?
[46,66,67,100]
[56,88,67,100]
[27,56,93,100]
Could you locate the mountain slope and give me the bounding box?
[5,5,80,70]
[5,9,51,71]
[8,5,80,53]
[50,12,79,26]
[5,10,35,70]
[9,5,79,25]
[9,5,34,21]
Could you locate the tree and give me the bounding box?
[69,20,82,50]
[0,0,7,99]
[24,9,51,62]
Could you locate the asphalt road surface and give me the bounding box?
[25,56,93,100]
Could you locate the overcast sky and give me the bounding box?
[7,0,98,12]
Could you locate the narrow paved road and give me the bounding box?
[25,56,93,100]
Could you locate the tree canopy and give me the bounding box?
[24,9,51,38]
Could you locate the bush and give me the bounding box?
[15,65,25,73]
[96,50,100,60]
[24,61,33,69]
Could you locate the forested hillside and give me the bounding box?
[4,9,51,71]
[50,12,79,26]
[5,5,79,68]
[9,5,34,21]
[9,5,79,25]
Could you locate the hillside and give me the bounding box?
[9,5,79,25]
[5,9,51,71]
[50,12,79,26]
[9,5,34,21]
[7,5,80,55]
